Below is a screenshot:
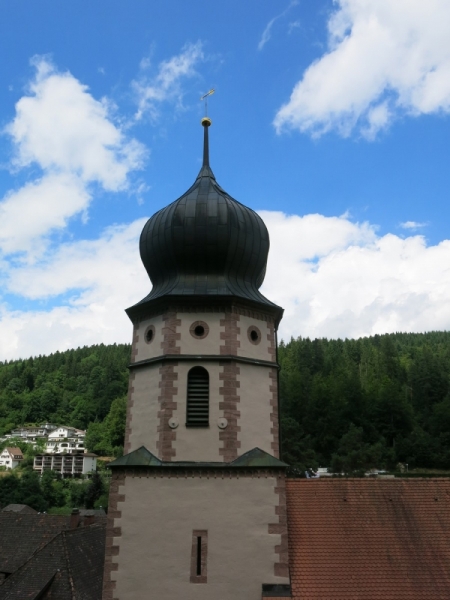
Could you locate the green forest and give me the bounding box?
[1,330,450,510]
[279,331,450,474]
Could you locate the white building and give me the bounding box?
[45,426,85,454]
[8,423,57,441]
[0,447,24,469]
[33,453,97,477]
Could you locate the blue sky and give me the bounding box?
[1,0,450,359]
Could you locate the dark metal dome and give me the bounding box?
[136,120,277,309]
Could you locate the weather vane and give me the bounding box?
[200,89,215,117]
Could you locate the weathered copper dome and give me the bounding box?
[133,119,279,312]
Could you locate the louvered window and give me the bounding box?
[186,367,209,427]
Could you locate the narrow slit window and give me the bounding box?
[196,537,202,575]
[190,530,208,583]
[186,367,209,427]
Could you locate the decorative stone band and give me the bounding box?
[220,312,241,355]
[270,475,290,579]
[123,371,136,454]
[102,470,125,600]
[156,363,178,461]
[161,311,181,354]
[219,361,241,462]
[269,368,280,459]
[130,323,139,364]
[126,296,283,326]
[107,466,286,478]
[128,353,280,370]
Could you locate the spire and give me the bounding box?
[197,116,214,178]
[201,117,211,167]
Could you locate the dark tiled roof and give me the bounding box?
[1,504,37,514]
[286,478,450,600]
[65,524,106,599]
[79,509,106,517]
[0,531,70,599]
[0,513,69,575]
[0,523,105,600]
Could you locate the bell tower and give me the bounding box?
[103,118,291,600]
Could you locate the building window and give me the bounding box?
[189,320,209,339]
[247,325,262,345]
[186,367,209,427]
[144,324,155,344]
[190,530,208,583]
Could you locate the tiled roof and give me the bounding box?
[1,504,37,514]
[4,448,23,458]
[0,523,106,600]
[0,513,69,575]
[286,478,450,600]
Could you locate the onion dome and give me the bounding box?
[132,118,280,313]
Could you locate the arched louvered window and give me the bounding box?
[186,367,209,427]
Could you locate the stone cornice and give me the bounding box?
[128,353,280,370]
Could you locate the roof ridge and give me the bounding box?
[61,530,76,600]
[0,531,63,598]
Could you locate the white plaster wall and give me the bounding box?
[238,364,273,456]
[237,315,273,362]
[172,361,222,462]
[112,476,287,600]
[178,312,224,355]
[128,364,161,455]
[134,315,163,362]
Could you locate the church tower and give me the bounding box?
[103,118,291,600]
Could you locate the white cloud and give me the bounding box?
[274,0,450,137]
[258,1,299,51]
[133,42,204,121]
[0,219,149,360]
[0,57,146,259]
[3,210,450,359]
[400,221,428,231]
[260,211,450,341]
[7,57,145,191]
[0,174,89,257]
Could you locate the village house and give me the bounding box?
[0,447,23,470]
[1,423,86,454]
[45,425,86,454]
[8,422,57,441]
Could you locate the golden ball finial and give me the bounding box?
[201,116,212,127]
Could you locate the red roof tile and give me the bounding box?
[286,478,450,600]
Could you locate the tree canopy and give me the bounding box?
[279,331,450,473]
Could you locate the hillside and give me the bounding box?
[1,332,450,472]
[0,344,130,456]
[279,331,450,473]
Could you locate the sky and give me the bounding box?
[1,0,450,360]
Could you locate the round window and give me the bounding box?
[190,321,209,339]
[194,325,205,336]
[144,325,155,344]
[247,325,262,345]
